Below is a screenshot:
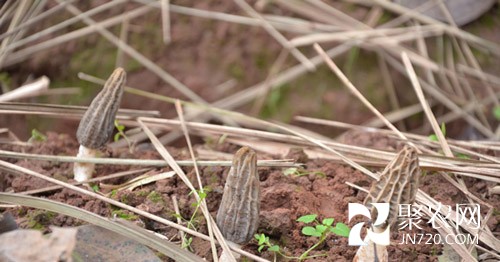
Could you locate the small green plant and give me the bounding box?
[428,122,446,141]
[114,120,133,152]
[254,233,296,261]
[174,187,211,250]
[283,168,326,178]
[28,129,47,142]
[297,214,350,260]
[255,214,350,261]
[147,191,163,203]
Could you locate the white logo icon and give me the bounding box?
[348,203,390,246]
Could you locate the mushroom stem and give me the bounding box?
[73,145,98,182]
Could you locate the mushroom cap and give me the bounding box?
[363,144,420,230]
[216,147,260,244]
[76,68,126,149]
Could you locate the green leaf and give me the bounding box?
[114,132,121,142]
[91,184,100,192]
[258,245,265,252]
[255,234,266,245]
[269,245,280,252]
[494,105,500,120]
[331,223,350,237]
[315,224,327,234]
[199,192,207,199]
[283,168,298,176]
[30,129,47,142]
[297,214,317,223]
[302,226,321,237]
[322,218,334,226]
[110,190,118,197]
[114,120,125,131]
[182,237,192,248]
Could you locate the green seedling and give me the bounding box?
[493,105,500,121]
[283,168,326,178]
[174,187,211,250]
[114,120,133,152]
[428,122,446,141]
[297,214,350,260]
[28,129,47,142]
[255,214,350,261]
[254,233,295,261]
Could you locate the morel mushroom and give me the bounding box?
[73,68,126,182]
[363,144,420,230]
[216,146,260,260]
[354,144,421,262]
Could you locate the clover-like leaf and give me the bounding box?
[199,192,207,199]
[297,214,317,224]
[315,224,328,234]
[269,245,280,252]
[302,226,321,237]
[255,234,266,245]
[331,223,350,237]
[322,218,334,226]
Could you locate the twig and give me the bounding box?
[174,100,219,262]
[160,0,171,44]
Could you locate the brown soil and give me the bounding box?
[2,132,497,261]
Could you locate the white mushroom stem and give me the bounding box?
[73,145,98,182]
[219,241,241,262]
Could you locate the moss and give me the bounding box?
[147,191,163,203]
[120,193,132,204]
[111,209,139,220]
[26,210,56,230]
[136,190,149,197]
[209,173,219,185]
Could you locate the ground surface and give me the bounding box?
[2,132,498,261]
